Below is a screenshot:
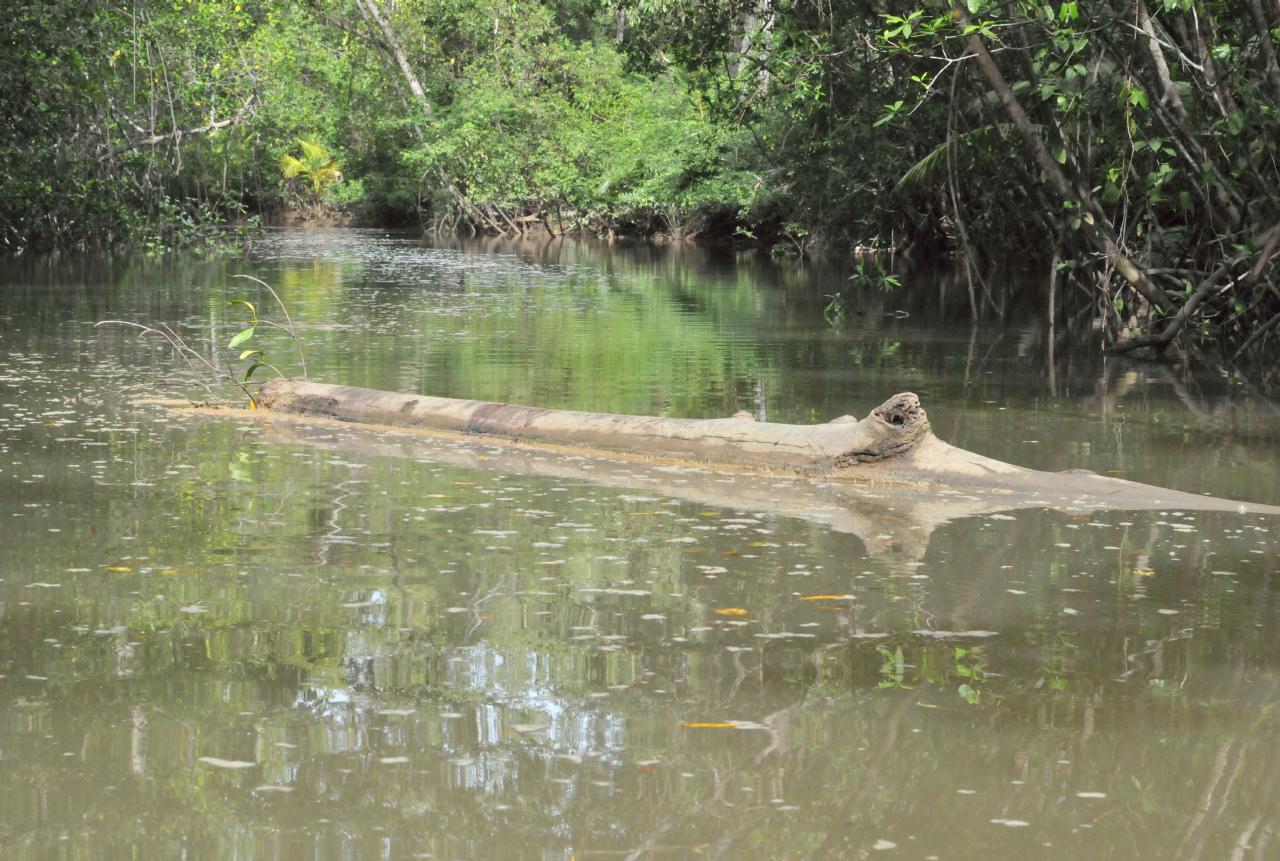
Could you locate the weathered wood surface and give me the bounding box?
[256,379,1280,517]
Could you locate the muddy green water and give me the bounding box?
[1,230,1279,860]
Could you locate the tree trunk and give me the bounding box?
[352,0,432,118]
[250,378,1280,516]
[352,0,487,226]
[258,379,931,472]
[1136,1,1187,121]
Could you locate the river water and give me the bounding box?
[1,230,1278,859]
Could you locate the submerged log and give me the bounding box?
[255,379,1280,516]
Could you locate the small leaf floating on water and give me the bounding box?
[912,629,999,639]
[990,818,1031,827]
[679,721,739,729]
[104,565,133,573]
[508,723,550,734]
[799,594,855,601]
[198,757,256,769]
[713,608,749,617]
[378,756,410,764]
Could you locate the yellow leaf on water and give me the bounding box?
[799,594,855,601]
[680,722,738,729]
[104,565,133,573]
[713,608,749,617]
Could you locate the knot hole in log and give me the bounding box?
[832,392,931,467]
[872,392,927,430]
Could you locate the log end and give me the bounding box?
[832,392,932,467]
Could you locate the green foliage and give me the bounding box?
[280,139,343,198]
[5,0,1280,360]
[863,0,1280,353]
[403,33,754,234]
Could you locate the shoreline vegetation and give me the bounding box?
[4,1,1279,373]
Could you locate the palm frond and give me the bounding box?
[896,125,1008,192]
[310,165,343,192]
[298,138,330,165]
[279,154,307,179]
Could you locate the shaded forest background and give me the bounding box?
[3,0,1280,364]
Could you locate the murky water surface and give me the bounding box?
[1,230,1278,859]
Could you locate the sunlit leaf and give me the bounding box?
[228,326,256,350]
[713,608,749,617]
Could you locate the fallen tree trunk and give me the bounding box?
[257,380,932,472]
[255,379,1280,516]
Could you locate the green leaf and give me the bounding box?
[228,299,257,319]
[966,0,980,13]
[228,326,256,350]
[243,361,264,382]
[238,349,263,360]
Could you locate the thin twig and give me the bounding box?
[232,274,308,379]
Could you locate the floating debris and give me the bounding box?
[198,757,256,769]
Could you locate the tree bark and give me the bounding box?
[352,0,431,118]
[1245,0,1280,104]
[1136,1,1187,120]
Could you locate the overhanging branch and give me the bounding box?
[103,96,256,161]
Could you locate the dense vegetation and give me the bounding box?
[3,1,1280,363]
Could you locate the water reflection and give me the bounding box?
[0,231,1277,859]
